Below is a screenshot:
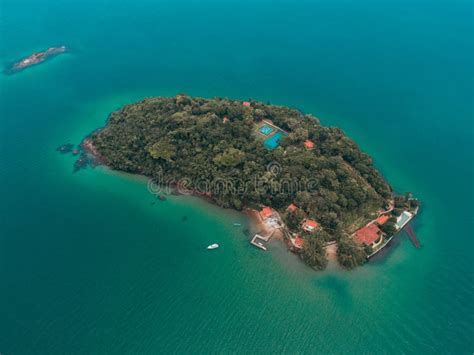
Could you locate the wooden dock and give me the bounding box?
[251,232,273,251]
[405,223,421,248]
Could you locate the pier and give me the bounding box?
[251,232,273,251]
[405,223,421,248]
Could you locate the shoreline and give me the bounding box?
[79,139,416,266]
[244,209,275,236]
[367,206,419,259]
[325,242,338,261]
[81,138,294,249]
[78,126,417,271]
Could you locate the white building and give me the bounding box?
[395,211,413,230]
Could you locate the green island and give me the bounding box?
[84,94,419,270]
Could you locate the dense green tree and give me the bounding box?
[380,221,397,236]
[410,199,419,208]
[300,237,328,270]
[337,236,368,269]
[89,95,395,269]
[147,141,176,161]
[213,148,245,167]
[392,208,403,217]
[283,209,306,230]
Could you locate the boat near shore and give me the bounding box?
[5,46,67,74]
[207,243,219,250]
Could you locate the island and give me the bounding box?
[5,46,66,74]
[81,95,419,270]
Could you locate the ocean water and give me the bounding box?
[1,0,473,353]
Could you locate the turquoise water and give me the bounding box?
[1,0,473,353]
[259,125,274,135]
[264,131,286,150]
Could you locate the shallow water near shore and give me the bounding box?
[1,0,473,353]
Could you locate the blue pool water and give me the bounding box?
[259,125,274,135]
[264,131,285,150]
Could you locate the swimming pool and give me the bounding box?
[264,131,285,150]
[259,125,274,135]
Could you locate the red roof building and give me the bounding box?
[287,204,298,212]
[293,235,304,249]
[304,140,315,150]
[302,219,318,232]
[242,101,251,107]
[259,207,274,220]
[354,224,383,246]
[376,215,389,225]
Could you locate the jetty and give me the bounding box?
[251,232,274,251]
[405,223,421,248]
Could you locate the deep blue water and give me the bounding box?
[1,0,473,353]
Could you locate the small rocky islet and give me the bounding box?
[5,46,67,75]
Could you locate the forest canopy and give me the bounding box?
[90,95,392,235]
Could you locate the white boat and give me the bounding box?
[207,243,219,250]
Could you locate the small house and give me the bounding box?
[302,219,318,233]
[259,207,274,220]
[287,204,298,212]
[376,215,389,225]
[354,223,383,248]
[303,140,315,150]
[292,235,304,249]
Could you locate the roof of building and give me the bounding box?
[304,140,315,149]
[303,219,318,228]
[376,215,389,225]
[354,223,382,245]
[242,101,251,107]
[294,236,304,248]
[260,207,274,219]
[287,203,298,212]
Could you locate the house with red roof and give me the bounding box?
[287,203,298,212]
[354,223,383,248]
[302,219,318,233]
[376,215,389,225]
[303,140,315,150]
[242,101,251,107]
[259,207,274,220]
[291,235,304,249]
